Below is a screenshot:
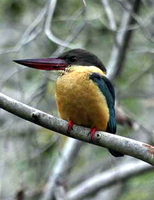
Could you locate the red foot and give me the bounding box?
[67,120,74,134]
[89,127,97,140]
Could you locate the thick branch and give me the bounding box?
[0,92,154,165]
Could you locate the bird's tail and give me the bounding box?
[108,149,124,157]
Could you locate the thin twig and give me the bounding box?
[119,64,153,94]
[117,105,154,140]
[107,0,141,80]
[135,47,154,54]
[117,0,154,43]
[101,0,117,31]
[52,22,86,56]
[0,1,48,55]
[45,0,76,48]
[49,0,87,56]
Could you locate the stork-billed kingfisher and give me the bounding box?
[14,49,123,157]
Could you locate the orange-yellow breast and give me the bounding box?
[55,66,109,131]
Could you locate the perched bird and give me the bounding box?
[14,49,123,157]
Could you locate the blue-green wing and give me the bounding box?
[89,73,123,157]
[89,73,116,134]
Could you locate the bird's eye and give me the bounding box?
[69,56,77,62]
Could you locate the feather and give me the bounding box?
[89,73,123,157]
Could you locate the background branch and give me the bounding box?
[101,0,117,31]
[0,1,48,55]
[107,0,141,80]
[66,161,153,200]
[45,0,76,48]
[41,139,82,200]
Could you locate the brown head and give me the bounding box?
[14,48,106,74]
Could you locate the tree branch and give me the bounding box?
[45,0,76,48]
[100,0,117,31]
[0,1,48,55]
[41,139,82,200]
[0,92,154,165]
[107,0,141,80]
[66,161,153,200]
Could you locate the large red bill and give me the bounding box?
[13,58,68,70]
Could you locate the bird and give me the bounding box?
[14,49,124,157]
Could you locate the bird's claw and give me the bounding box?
[67,120,74,135]
[88,127,97,141]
